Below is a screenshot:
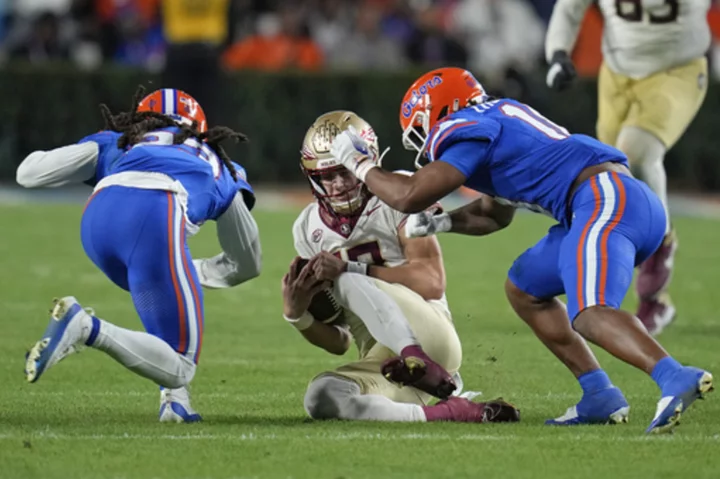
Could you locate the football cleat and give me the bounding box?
[427,396,520,423]
[546,386,630,426]
[159,386,202,423]
[637,293,676,337]
[381,353,457,400]
[482,398,521,423]
[25,296,92,383]
[646,368,713,434]
[636,230,677,301]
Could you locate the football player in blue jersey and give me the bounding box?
[17,87,261,422]
[328,67,713,434]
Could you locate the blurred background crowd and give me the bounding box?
[2,0,720,189]
[2,0,719,80]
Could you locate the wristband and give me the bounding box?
[283,311,315,331]
[355,161,378,182]
[435,212,452,233]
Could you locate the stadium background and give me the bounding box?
[1,2,720,479]
[1,0,720,193]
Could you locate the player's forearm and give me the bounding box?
[367,263,445,301]
[364,168,433,213]
[446,197,514,236]
[298,321,352,356]
[545,0,594,61]
[16,142,98,188]
[196,194,261,289]
[447,210,508,236]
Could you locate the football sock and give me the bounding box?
[86,316,196,388]
[304,375,426,421]
[578,369,613,395]
[651,356,684,391]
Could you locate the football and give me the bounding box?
[295,258,344,324]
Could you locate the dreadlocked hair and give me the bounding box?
[99,85,248,180]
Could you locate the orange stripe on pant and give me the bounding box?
[597,172,627,305]
[179,215,204,363]
[576,176,603,312]
[82,189,102,215]
[167,192,188,354]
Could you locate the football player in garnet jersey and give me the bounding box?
[281,110,519,424]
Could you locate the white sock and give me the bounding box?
[304,375,426,422]
[332,273,418,354]
[616,126,670,233]
[342,394,427,422]
[89,317,196,388]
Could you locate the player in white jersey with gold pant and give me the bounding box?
[545,0,711,335]
[281,111,519,423]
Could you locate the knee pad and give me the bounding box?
[303,375,360,420]
[615,126,666,170]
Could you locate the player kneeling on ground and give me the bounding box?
[281,111,519,423]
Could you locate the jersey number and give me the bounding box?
[334,241,384,265]
[500,104,569,140]
[615,0,679,24]
[185,138,222,179]
[136,132,222,179]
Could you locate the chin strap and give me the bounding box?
[377,147,391,167]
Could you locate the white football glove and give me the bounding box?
[404,211,452,238]
[330,125,378,182]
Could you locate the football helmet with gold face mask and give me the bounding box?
[300,111,385,217]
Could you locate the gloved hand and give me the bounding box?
[404,210,452,238]
[546,50,577,91]
[330,125,378,182]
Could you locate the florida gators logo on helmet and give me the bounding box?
[137,89,208,133]
[399,67,488,168]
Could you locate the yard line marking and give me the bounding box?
[0,432,717,443]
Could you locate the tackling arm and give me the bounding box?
[16,142,99,188]
[363,161,467,214]
[405,194,515,239]
[193,193,262,289]
[447,194,515,236]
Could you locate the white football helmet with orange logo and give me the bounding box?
[300,111,388,216]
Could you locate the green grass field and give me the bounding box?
[1,205,719,479]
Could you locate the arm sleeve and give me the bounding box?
[545,0,595,62]
[193,192,262,289]
[16,142,99,188]
[437,139,492,179]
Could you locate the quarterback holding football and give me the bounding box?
[281,110,519,424]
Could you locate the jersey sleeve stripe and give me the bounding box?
[430,121,478,161]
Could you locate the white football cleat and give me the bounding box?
[25,296,92,383]
[159,386,203,423]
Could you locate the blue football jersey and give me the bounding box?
[99,127,254,225]
[77,131,125,187]
[427,99,628,223]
